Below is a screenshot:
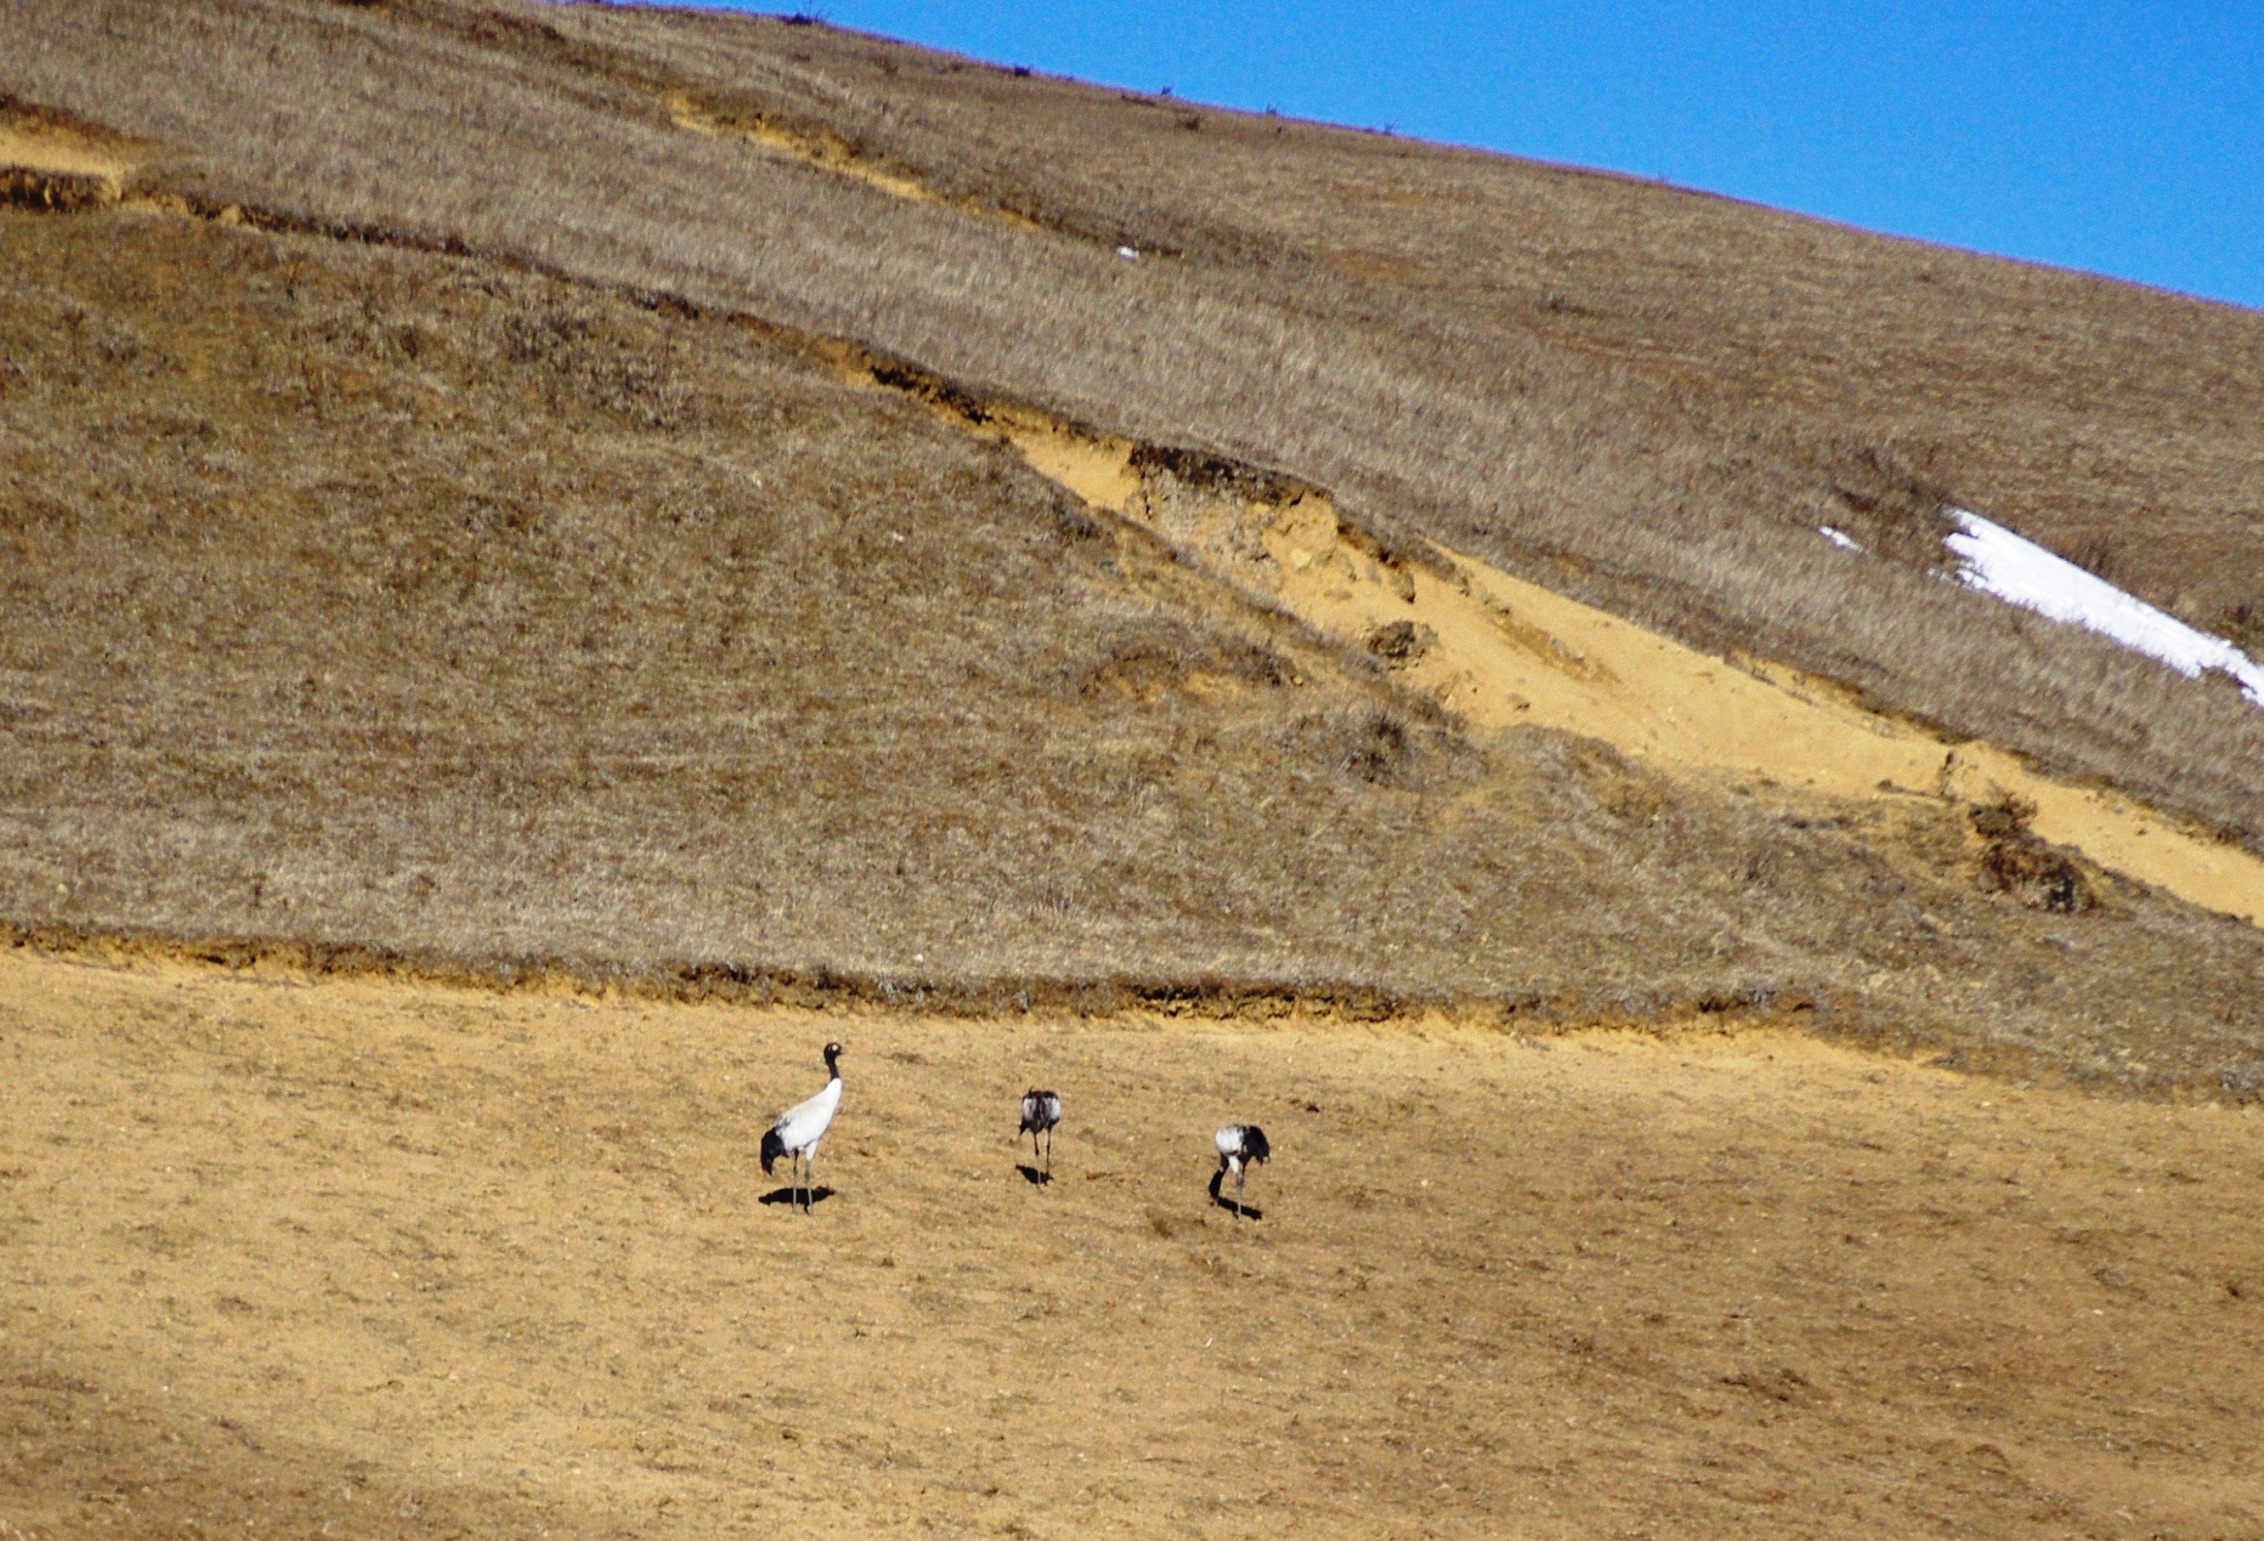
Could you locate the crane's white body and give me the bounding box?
[773,1075,842,1160]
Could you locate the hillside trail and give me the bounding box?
[0,120,142,212]
[0,125,131,181]
[4,944,2260,1538]
[968,402,2264,930]
[669,93,1048,233]
[670,94,933,204]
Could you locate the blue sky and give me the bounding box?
[686,1,2263,312]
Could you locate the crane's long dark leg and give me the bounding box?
[807,1149,818,1213]
[1235,1164,1247,1217]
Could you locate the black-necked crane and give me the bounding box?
[760,1042,843,1212]
[1213,1123,1270,1217]
[1019,1088,1062,1176]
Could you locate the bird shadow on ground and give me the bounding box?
[758,1185,837,1208]
[1016,1164,1053,1187]
[1207,1170,1264,1220]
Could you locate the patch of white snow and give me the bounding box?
[1819,526,1864,553]
[1944,508,2264,706]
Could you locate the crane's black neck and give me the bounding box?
[823,1044,841,1079]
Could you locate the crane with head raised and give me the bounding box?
[760,1042,843,1213]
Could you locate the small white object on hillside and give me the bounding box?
[1116,245,1139,260]
[1943,508,2264,706]
[1819,526,1864,554]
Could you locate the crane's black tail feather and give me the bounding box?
[760,1127,786,1175]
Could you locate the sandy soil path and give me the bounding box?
[3,947,2261,1537]
[0,128,125,180]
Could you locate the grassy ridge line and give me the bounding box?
[10,921,2227,1101]
[0,918,1785,1028]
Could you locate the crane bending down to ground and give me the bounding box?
[1213,1123,1270,1217]
[761,1042,843,1213]
[1019,1088,1062,1176]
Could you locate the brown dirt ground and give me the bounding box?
[4,947,2261,1538]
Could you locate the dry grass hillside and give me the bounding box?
[3,204,2262,1094]
[5,0,2261,849]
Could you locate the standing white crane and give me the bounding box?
[1018,1088,1062,1177]
[1213,1123,1270,1217]
[760,1042,843,1213]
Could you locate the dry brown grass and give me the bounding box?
[3,0,2256,847]
[3,205,2262,1094]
